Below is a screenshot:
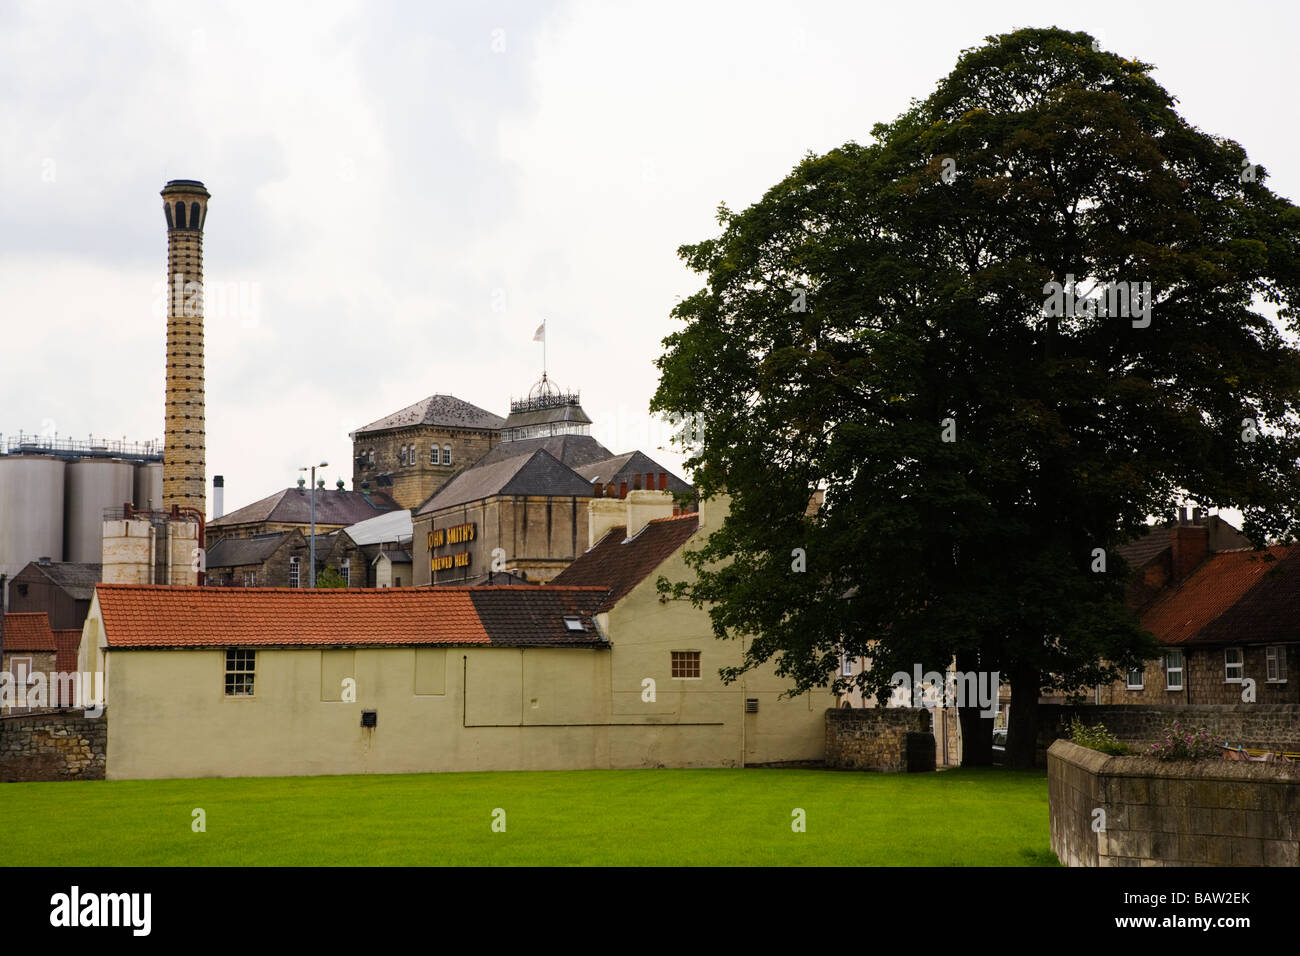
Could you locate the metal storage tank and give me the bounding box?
[65,458,136,564]
[0,455,66,595]
[134,461,164,512]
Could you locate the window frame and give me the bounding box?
[1224,647,1244,684]
[224,649,256,698]
[1125,666,1144,690]
[1266,645,1288,683]
[670,650,701,680]
[1164,650,1184,691]
[289,556,300,589]
[841,652,854,677]
[442,444,452,466]
[243,569,257,588]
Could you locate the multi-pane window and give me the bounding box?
[430,446,438,465]
[243,570,257,588]
[1266,645,1288,683]
[1126,666,1144,690]
[289,556,300,589]
[340,559,350,585]
[400,445,407,464]
[442,444,452,465]
[1165,650,1184,691]
[1224,647,1244,683]
[408,446,416,466]
[671,650,701,679]
[841,652,854,677]
[225,649,255,696]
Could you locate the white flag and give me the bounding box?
[533,320,545,342]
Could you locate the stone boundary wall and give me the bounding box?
[1037,704,1300,763]
[1048,739,1300,867]
[0,709,107,782]
[826,708,933,772]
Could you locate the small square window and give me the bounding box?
[563,616,585,632]
[1266,645,1287,683]
[225,648,255,697]
[671,650,701,679]
[1225,647,1243,683]
[1126,667,1144,690]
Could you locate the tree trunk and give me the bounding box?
[1007,663,1041,769]
[956,648,993,766]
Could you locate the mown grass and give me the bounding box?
[1,767,1054,866]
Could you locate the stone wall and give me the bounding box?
[353,426,499,511]
[1037,704,1300,763]
[0,710,106,781]
[1048,739,1300,866]
[826,708,933,772]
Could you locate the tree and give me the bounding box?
[651,27,1300,768]
[315,566,347,589]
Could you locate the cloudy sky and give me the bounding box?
[1,0,1296,517]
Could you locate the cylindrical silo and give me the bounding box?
[65,458,136,563]
[0,455,66,593]
[134,461,164,512]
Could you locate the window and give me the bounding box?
[368,449,375,466]
[341,558,350,585]
[430,446,438,465]
[563,616,585,632]
[289,556,300,589]
[407,446,416,466]
[1164,650,1184,690]
[225,649,255,696]
[400,444,407,464]
[243,570,257,587]
[1266,645,1288,683]
[671,650,701,679]
[1126,666,1144,690]
[841,652,854,676]
[442,444,452,465]
[1225,647,1244,683]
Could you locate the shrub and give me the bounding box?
[1068,718,1129,755]
[1148,720,1219,761]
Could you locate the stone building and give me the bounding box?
[205,529,365,588]
[349,394,504,510]
[1,612,80,710]
[7,560,100,630]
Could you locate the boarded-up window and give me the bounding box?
[415,648,445,696]
[321,650,355,702]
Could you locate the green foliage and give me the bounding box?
[1068,717,1129,755]
[650,26,1300,741]
[1147,719,1219,761]
[314,566,347,589]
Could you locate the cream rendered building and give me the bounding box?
[79,495,831,780]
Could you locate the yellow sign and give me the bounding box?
[429,523,476,549]
[431,552,472,572]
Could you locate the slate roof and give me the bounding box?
[574,451,695,495]
[416,449,596,515]
[472,434,616,470]
[210,487,401,530]
[92,584,609,649]
[2,612,55,651]
[1140,546,1293,646]
[352,394,505,436]
[24,562,102,601]
[1116,526,1171,569]
[550,513,701,612]
[206,533,292,569]
[374,549,413,564]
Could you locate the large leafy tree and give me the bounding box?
[652,27,1300,767]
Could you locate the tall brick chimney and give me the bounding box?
[161,180,209,515]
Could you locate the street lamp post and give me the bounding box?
[300,461,329,587]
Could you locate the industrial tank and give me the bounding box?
[0,455,66,591]
[134,461,164,512]
[64,458,136,563]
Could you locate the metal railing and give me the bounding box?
[1,432,163,461]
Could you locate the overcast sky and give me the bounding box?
[2,0,1296,518]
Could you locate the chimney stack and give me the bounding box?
[213,475,224,519]
[161,179,210,515]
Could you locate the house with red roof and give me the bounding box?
[1097,514,1296,705]
[79,496,831,779]
[1,612,82,710]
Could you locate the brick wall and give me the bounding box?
[825,708,933,772]
[0,710,107,781]
[1049,739,1300,866]
[1037,704,1300,763]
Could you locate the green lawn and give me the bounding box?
[1,767,1054,866]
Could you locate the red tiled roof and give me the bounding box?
[1140,546,1292,646]
[2,612,55,651]
[1192,546,1300,646]
[93,584,609,649]
[550,514,700,611]
[52,629,82,673]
